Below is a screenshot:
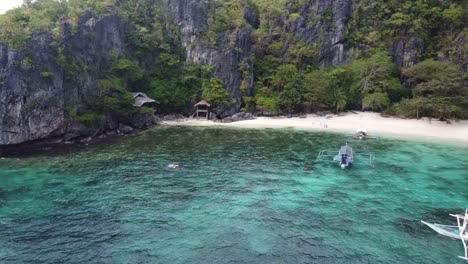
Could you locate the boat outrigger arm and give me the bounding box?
[315,144,375,168]
[421,207,468,261]
[451,207,468,260]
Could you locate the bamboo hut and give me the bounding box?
[193,100,211,120]
[130,92,159,108]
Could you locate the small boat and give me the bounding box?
[421,207,468,260]
[353,125,379,140]
[315,143,375,169]
[334,144,354,169]
[355,125,367,140]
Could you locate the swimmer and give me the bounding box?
[167,163,181,169]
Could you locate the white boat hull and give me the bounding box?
[421,221,468,240]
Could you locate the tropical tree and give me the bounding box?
[404,60,464,97]
[303,69,335,110]
[279,77,304,113]
[362,92,391,111]
[349,51,404,110]
[270,64,300,90]
[332,89,347,113]
[402,60,467,119]
[202,77,229,108]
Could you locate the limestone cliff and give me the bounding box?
[0,12,126,145]
[0,36,64,145]
[281,0,352,67]
[170,0,254,117]
[0,0,465,145]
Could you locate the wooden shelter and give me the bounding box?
[193,100,211,120]
[130,92,159,108]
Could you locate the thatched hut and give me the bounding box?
[194,100,210,120]
[130,92,159,108]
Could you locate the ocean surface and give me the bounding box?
[0,126,467,264]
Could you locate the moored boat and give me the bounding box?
[355,125,367,139]
[315,143,375,169]
[421,207,468,260]
[334,144,354,169]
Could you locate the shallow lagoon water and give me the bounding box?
[0,126,467,263]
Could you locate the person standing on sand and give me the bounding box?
[319,121,328,128]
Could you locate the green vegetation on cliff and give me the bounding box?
[0,0,466,120]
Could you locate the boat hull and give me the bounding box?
[421,221,468,240]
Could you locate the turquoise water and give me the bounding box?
[0,126,467,263]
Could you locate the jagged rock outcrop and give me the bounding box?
[170,0,255,117]
[0,0,465,146]
[281,0,353,67]
[0,12,129,145]
[62,12,124,116]
[216,112,256,123]
[0,36,65,145]
[279,0,464,71]
[391,37,423,69]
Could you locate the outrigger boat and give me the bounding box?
[355,125,367,140]
[354,125,379,140]
[421,207,468,260]
[315,143,375,169]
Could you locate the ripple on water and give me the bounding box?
[0,188,6,208]
[0,127,467,264]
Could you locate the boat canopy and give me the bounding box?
[315,143,374,168]
[357,126,367,133]
[338,145,353,157]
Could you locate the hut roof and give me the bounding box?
[130,92,159,107]
[194,100,210,107]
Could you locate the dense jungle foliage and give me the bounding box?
[0,0,467,120]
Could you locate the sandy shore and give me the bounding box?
[162,112,468,144]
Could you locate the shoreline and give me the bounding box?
[162,112,468,144]
[0,132,138,158]
[1,112,466,157]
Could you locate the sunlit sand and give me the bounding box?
[162,112,468,143]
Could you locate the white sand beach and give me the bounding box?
[162,112,468,144]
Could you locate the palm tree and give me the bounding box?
[332,89,347,113]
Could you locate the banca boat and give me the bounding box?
[355,126,367,140]
[315,143,375,169]
[421,207,468,260]
[354,126,379,140]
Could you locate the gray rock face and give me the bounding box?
[0,12,125,145]
[63,12,124,115]
[170,0,254,117]
[160,114,187,121]
[282,0,352,67]
[217,112,256,123]
[280,0,445,71]
[63,122,99,142]
[129,113,159,129]
[0,36,65,145]
[391,37,422,69]
[0,1,464,145]
[118,124,134,134]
